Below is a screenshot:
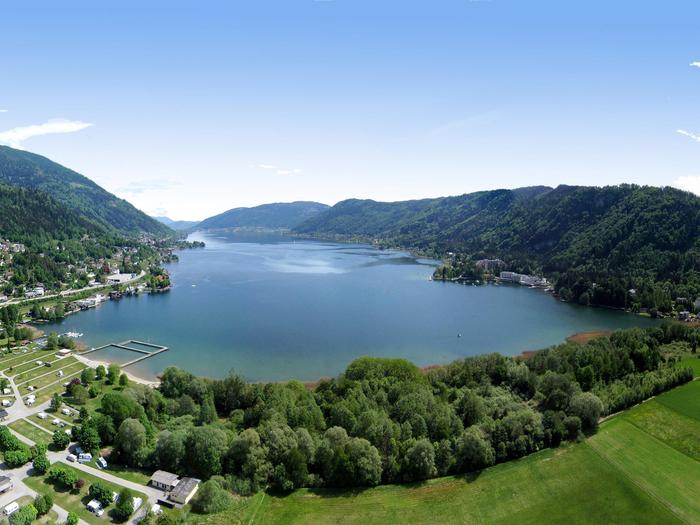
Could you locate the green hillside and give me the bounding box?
[0,146,171,237]
[296,185,700,311]
[190,379,700,525]
[197,201,329,231]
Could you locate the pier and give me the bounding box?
[79,339,169,368]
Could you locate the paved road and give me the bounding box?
[1,358,155,524]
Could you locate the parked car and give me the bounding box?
[77,453,92,463]
[66,454,77,462]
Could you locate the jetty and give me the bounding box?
[80,339,169,367]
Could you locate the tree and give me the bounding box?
[403,439,436,481]
[564,416,582,440]
[155,430,186,473]
[47,465,78,488]
[71,384,88,405]
[107,363,121,385]
[346,438,382,486]
[33,494,53,516]
[5,447,31,468]
[197,393,217,425]
[568,392,604,430]
[456,389,485,428]
[9,504,37,525]
[32,453,50,474]
[46,332,59,351]
[50,393,63,412]
[52,429,70,450]
[114,488,135,521]
[185,426,228,479]
[191,479,232,514]
[119,373,129,387]
[77,425,101,453]
[455,428,495,473]
[66,512,79,525]
[88,481,113,506]
[95,365,106,380]
[113,418,147,466]
[81,368,94,385]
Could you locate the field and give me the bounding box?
[8,418,52,445]
[190,380,700,525]
[24,463,148,525]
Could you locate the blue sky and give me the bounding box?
[1,0,699,220]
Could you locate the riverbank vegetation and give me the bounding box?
[60,324,694,521]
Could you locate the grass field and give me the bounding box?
[16,356,79,385]
[8,353,62,377]
[190,380,700,525]
[679,356,700,376]
[8,418,52,445]
[24,462,148,525]
[31,413,73,434]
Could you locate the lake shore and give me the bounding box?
[73,353,160,387]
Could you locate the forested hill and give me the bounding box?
[0,181,107,242]
[0,146,171,237]
[153,216,199,231]
[295,185,700,310]
[197,201,329,231]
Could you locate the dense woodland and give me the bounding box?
[0,146,170,237]
[51,324,693,503]
[295,185,700,312]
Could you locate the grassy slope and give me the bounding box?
[191,381,700,525]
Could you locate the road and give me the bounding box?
[0,355,156,524]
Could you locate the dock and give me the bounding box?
[79,339,169,368]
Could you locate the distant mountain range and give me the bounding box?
[294,184,700,309]
[0,146,171,237]
[196,201,329,231]
[153,216,200,231]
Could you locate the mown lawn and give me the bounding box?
[24,462,148,525]
[190,381,700,525]
[16,356,79,386]
[8,354,62,378]
[8,418,52,445]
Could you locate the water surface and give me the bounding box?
[47,232,657,381]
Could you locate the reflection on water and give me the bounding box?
[45,232,658,382]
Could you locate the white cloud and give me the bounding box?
[690,61,700,68]
[673,175,700,195]
[677,129,700,143]
[256,163,302,175]
[115,179,180,196]
[0,119,93,148]
[0,109,7,113]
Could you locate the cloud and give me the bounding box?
[0,109,7,113]
[0,119,92,148]
[115,180,180,196]
[677,129,700,143]
[673,175,700,195]
[255,163,302,175]
[691,62,700,68]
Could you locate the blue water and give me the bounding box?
[46,232,657,382]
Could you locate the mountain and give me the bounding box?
[0,146,172,237]
[295,185,700,310]
[197,201,329,231]
[153,216,199,231]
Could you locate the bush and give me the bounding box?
[66,512,79,525]
[191,479,232,514]
[563,416,582,440]
[4,446,31,468]
[33,494,53,516]
[47,465,78,488]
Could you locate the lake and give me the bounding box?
[46,232,657,382]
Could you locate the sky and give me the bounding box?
[1,0,700,220]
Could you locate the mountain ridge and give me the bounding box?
[197,201,330,231]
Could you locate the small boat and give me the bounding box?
[458,333,462,338]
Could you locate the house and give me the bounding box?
[168,477,200,505]
[150,470,180,492]
[0,476,13,494]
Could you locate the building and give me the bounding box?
[168,477,200,506]
[0,476,12,494]
[150,470,180,492]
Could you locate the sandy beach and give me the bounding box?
[73,353,160,388]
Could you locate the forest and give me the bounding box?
[295,185,700,311]
[53,323,694,509]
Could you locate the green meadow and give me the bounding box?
[190,380,700,525]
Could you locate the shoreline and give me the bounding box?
[73,353,160,388]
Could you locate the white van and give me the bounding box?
[66,453,77,462]
[3,501,19,516]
